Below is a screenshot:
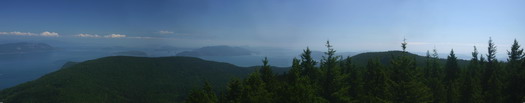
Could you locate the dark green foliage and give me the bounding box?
[0,56,253,103]
[221,79,243,103]
[361,59,393,102]
[260,57,275,85]
[389,41,433,103]
[350,50,470,68]
[507,39,524,65]
[240,71,273,103]
[487,37,497,64]
[445,49,460,82]
[186,81,218,103]
[320,41,350,102]
[301,47,320,81]
[459,46,483,103]
[506,39,525,103]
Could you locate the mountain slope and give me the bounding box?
[0,56,253,103]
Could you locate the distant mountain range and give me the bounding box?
[0,42,53,54]
[0,51,469,102]
[176,45,256,57]
[112,51,148,57]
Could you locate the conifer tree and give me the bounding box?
[260,57,275,85]
[445,49,460,82]
[390,39,433,103]
[288,58,302,83]
[424,48,446,103]
[444,49,461,103]
[459,46,483,103]
[320,41,339,100]
[487,37,497,66]
[507,39,524,66]
[241,70,272,103]
[342,56,362,99]
[284,58,328,103]
[221,79,243,103]
[506,39,525,102]
[301,47,319,80]
[482,37,504,103]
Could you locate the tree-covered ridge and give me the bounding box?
[0,56,255,103]
[188,38,525,103]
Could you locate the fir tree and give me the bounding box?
[301,47,319,80]
[506,39,525,102]
[445,49,460,82]
[390,39,433,103]
[319,41,352,103]
[459,47,483,103]
[221,79,243,103]
[260,57,273,83]
[241,71,273,103]
[507,39,524,66]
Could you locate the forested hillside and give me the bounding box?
[0,56,254,103]
[187,39,525,103]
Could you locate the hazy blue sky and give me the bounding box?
[1,0,524,55]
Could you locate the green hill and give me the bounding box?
[0,56,254,103]
[350,51,470,67]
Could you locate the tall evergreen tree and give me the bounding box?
[390,39,433,103]
[241,70,273,103]
[445,49,460,82]
[284,58,328,103]
[506,39,525,102]
[459,46,483,103]
[260,57,275,84]
[320,41,339,99]
[319,41,352,102]
[301,47,319,80]
[444,49,460,103]
[487,37,497,66]
[482,37,497,89]
[288,58,302,83]
[507,39,524,66]
[482,37,504,103]
[221,79,243,103]
[342,56,362,100]
[424,48,446,103]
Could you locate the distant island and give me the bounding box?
[112,51,148,57]
[177,45,255,57]
[0,42,53,54]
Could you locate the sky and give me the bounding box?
[1,0,525,56]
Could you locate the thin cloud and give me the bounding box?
[0,31,37,36]
[76,33,101,38]
[41,31,59,37]
[104,34,126,38]
[158,30,174,34]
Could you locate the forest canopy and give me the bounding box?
[187,38,525,103]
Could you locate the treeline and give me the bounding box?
[185,38,525,103]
